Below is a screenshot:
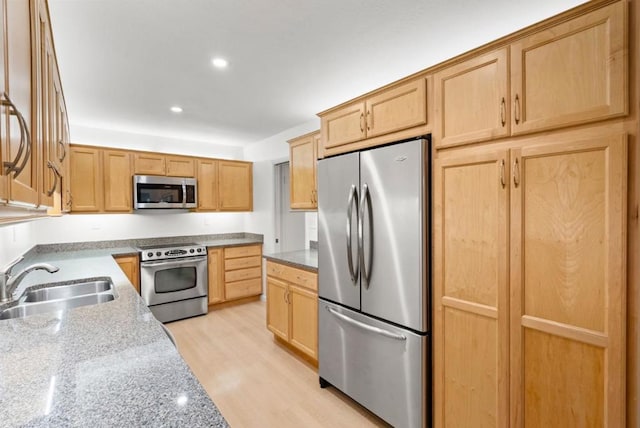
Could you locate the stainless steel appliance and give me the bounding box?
[133,175,197,209]
[317,137,430,428]
[139,243,208,323]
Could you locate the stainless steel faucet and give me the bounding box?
[0,256,60,302]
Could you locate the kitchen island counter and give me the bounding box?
[263,248,318,272]
[0,252,227,427]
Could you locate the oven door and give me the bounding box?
[140,256,208,306]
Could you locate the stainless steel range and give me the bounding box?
[138,243,208,323]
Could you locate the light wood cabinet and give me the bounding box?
[70,145,132,213]
[433,149,510,427]
[266,260,318,361]
[114,255,139,294]
[434,48,509,148]
[509,133,626,427]
[207,248,224,304]
[218,160,253,211]
[222,244,262,301]
[288,130,318,210]
[133,152,165,175]
[133,152,195,177]
[196,158,219,211]
[433,130,627,427]
[2,0,39,207]
[103,149,131,212]
[434,2,627,149]
[320,77,428,155]
[510,1,626,135]
[69,146,103,212]
[165,155,195,177]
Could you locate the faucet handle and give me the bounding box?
[2,256,24,275]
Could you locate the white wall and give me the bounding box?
[305,212,318,249]
[71,124,244,159]
[0,221,38,266]
[33,212,245,244]
[243,118,319,255]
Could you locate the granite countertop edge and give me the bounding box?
[263,249,318,271]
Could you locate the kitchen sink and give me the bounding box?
[23,280,112,302]
[0,278,117,320]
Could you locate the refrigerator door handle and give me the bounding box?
[325,305,406,341]
[346,184,359,284]
[358,183,372,288]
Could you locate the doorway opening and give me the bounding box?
[273,162,305,253]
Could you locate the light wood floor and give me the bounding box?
[166,300,389,427]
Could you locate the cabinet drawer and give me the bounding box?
[225,255,261,271]
[225,266,261,283]
[225,278,262,300]
[267,261,317,292]
[225,245,262,259]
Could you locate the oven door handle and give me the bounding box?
[140,256,208,268]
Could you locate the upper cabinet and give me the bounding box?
[434,1,627,148]
[69,145,103,212]
[434,48,509,148]
[165,155,195,177]
[288,130,318,210]
[133,152,195,177]
[1,0,39,207]
[196,158,219,211]
[319,77,430,156]
[102,149,132,212]
[510,1,626,135]
[218,160,253,211]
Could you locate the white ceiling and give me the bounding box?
[48,0,586,148]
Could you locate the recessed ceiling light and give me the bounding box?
[211,57,228,68]
[170,106,183,113]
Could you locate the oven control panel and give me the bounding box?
[139,244,206,261]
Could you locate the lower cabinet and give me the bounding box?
[114,254,139,294]
[266,260,318,361]
[207,244,263,306]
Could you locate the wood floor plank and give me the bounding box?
[166,301,389,427]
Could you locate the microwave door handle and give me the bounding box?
[182,182,187,208]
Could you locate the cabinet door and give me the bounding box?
[289,133,317,209]
[0,0,7,202]
[196,158,218,211]
[70,146,103,212]
[218,160,252,211]
[208,248,224,304]
[166,155,194,177]
[433,149,510,427]
[103,149,131,212]
[289,283,318,360]
[5,0,38,206]
[320,101,365,150]
[510,133,627,427]
[114,255,139,294]
[434,48,509,148]
[365,78,427,139]
[511,2,626,135]
[267,276,289,341]
[133,152,165,175]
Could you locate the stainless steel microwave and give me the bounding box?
[133,175,197,209]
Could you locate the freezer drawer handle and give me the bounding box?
[326,306,406,341]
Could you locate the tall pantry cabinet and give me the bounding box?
[432,1,629,426]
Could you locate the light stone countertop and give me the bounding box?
[0,250,228,427]
[263,249,318,271]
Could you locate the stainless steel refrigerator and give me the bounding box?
[318,137,430,428]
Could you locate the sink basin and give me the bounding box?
[0,277,118,320]
[23,280,112,302]
[0,293,115,320]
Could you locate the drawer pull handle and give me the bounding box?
[326,306,406,341]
